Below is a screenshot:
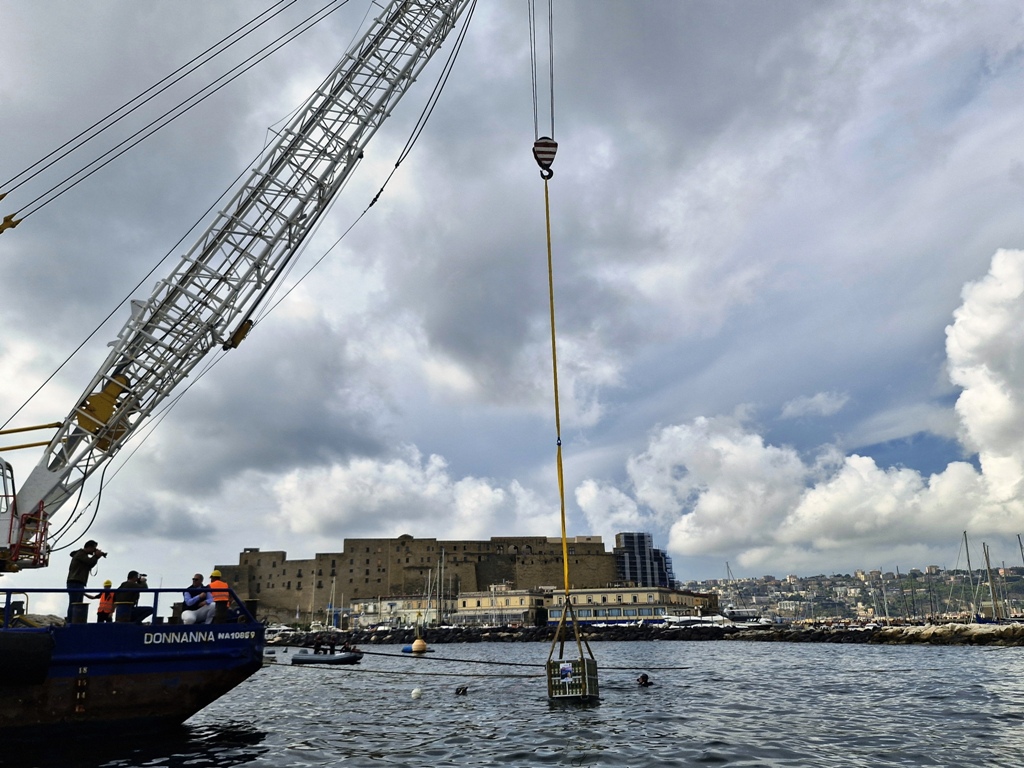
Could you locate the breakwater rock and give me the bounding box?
[270,621,1024,648]
[736,622,1024,646]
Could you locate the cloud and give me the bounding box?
[780,391,850,419]
[267,446,560,547]
[578,250,1024,576]
[947,249,1024,501]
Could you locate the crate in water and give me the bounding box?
[547,657,599,700]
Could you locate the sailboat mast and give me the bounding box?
[983,543,1001,621]
[439,548,446,626]
[879,573,891,624]
[964,532,978,619]
[308,571,317,628]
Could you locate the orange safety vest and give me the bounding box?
[98,589,116,614]
[209,578,231,604]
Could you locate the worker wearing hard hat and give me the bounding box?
[95,579,116,623]
[209,569,231,623]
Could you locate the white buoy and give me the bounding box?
[411,688,423,699]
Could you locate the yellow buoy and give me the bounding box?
[411,637,427,653]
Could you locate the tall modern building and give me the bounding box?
[613,532,676,588]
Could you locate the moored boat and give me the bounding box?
[290,649,362,665]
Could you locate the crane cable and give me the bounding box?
[529,1,594,683]
[0,0,351,233]
[7,1,480,549]
[528,0,563,597]
[0,0,310,196]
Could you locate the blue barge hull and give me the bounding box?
[0,589,264,735]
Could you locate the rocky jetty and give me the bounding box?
[269,621,1024,648]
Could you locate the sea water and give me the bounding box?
[21,640,1024,767]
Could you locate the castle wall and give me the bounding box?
[219,535,618,623]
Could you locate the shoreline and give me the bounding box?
[270,621,1024,648]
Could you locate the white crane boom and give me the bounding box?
[0,0,474,571]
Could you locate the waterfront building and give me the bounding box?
[545,586,717,626]
[613,532,676,588]
[454,583,548,626]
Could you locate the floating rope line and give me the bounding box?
[275,651,693,674]
[282,664,544,679]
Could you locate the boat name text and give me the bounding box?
[143,630,257,644]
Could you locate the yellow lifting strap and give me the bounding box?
[532,137,570,597]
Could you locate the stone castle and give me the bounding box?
[217,532,674,623]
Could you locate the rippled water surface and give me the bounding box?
[21,640,1024,767]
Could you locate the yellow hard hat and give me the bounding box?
[103,580,112,586]
[210,569,222,578]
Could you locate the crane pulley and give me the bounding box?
[0,0,476,572]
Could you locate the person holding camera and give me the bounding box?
[66,539,106,620]
[114,570,154,623]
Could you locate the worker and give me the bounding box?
[209,569,231,623]
[94,580,116,623]
[637,673,653,687]
[66,539,106,620]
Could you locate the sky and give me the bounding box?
[5,1,1024,607]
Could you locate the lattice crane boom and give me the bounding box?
[0,0,474,571]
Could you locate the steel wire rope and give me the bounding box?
[6,0,349,225]
[3,0,474,433]
[46,346,230,546]
[33,2,481,539]
[0,0,310,195]
[253,0,479,325]
[0,0,357,431]
[527,0,555,141]
[0,159,254,432]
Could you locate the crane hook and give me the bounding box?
[533,137,557,179]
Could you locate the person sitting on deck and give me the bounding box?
[181,573,215,625]
[114,570,154,623]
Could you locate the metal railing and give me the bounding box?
[0,586,258,628]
